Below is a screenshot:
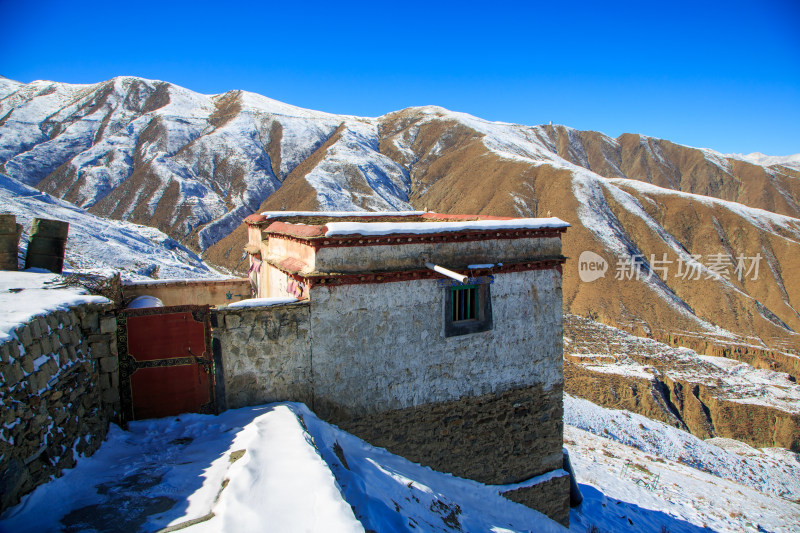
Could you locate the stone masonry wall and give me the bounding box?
[211,301,312,409]
[0,303,120,512]
[310,268,569,523]
[502,475,571,526]
[336,383,565,485]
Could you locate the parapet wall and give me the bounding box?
[123,278,251,307]
[0,303,120,512]
[314,235,564,273]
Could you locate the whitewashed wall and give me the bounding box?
[309,268,563,415]
[315,236,563,273]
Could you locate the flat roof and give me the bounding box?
[246,211,569,239]
[323,218,570,237]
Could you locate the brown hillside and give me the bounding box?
[207,109,800,360]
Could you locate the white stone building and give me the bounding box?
[232,210,571,524]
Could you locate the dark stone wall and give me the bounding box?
[502,475,571,526]
[328,383,568,523]
[0,304,119,512]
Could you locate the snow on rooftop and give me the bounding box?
[324,217,570,237]
[0,270,109,343]
[260,210,425,219]
[123,277,238,286]
[225,297,299,309]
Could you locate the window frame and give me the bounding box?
[444,281,493,337]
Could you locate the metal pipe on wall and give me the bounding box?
[425,262,467,283]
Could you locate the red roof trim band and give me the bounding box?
[271,258,566,288]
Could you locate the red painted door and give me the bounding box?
[117,305,216,421]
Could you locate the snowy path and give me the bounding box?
[1,400,797,532]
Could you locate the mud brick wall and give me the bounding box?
[0,303,120,512]
[123,278,251,307]
[211,301,312,409]
[336,384,565,484]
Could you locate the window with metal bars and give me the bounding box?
[451,285,479,322]
[444,283,492,337]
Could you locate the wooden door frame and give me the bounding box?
[116,305,219,422]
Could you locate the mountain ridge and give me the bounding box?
[1,75,798,360]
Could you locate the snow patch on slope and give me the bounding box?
[0,75,23,98]
[564,394,800,501]
[728,152,800,171]
[607,177,800,239]
[0,173,223,280]
[304,120,414,212]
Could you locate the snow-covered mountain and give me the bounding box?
[1,74,798,370]
[0,75,410,251]
[728,152,800,171]
[0,172,222,280]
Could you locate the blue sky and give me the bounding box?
[1,0,798,155]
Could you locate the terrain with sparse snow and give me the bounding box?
[0,172,224,280]
[564,314,800,451]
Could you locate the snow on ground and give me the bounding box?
[0,270,108,343]
[0,173,225,281]
[566,424,800,533]
[2,397,798,532]
[564,395,800,503]
[0,404,565,533]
